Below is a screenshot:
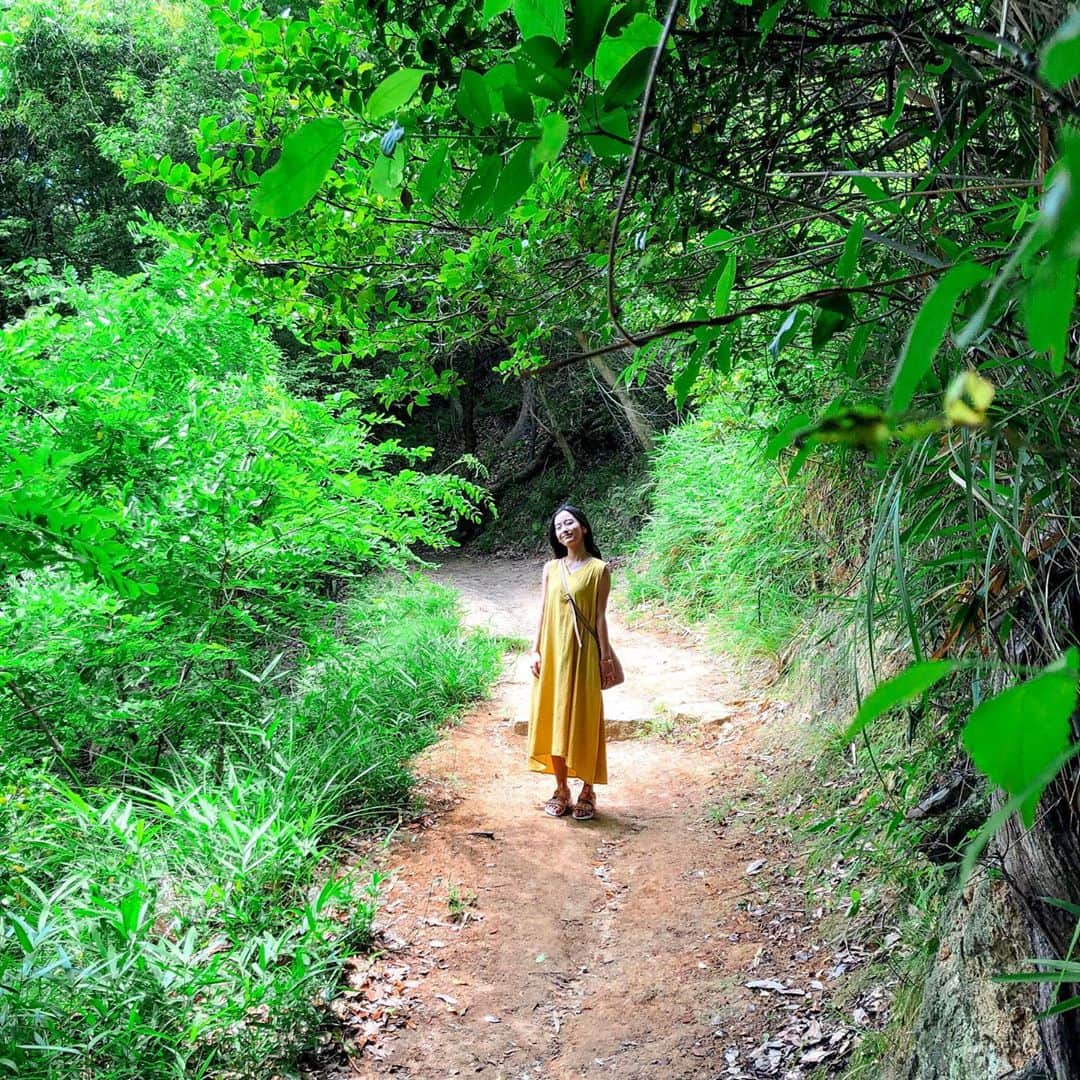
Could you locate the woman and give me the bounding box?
[528,504,618,820]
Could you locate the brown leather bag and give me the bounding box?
[558,561,625,688]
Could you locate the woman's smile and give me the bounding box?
[555,514,582,544]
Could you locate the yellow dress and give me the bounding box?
[528,557,607,786]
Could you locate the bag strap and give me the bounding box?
[558,559,600,650]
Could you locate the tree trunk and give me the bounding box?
[501,378,537,449]
[574,330,654,451]
[994,557,1080,1078]
[535,382,575,472]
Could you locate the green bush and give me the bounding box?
[626,408,819,653]
[0,577,500,1079]
[0,265,485,777]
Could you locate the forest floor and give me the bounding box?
[313,558,886,1080]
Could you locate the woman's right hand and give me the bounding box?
[530,650,541,678]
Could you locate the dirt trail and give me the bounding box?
[327,558,846,1080]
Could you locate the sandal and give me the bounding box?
[544,787,571,818]
[572,787,595,821]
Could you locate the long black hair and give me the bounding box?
[548,504,603,560]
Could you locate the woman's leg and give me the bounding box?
[573,782,595,820]
[543,756,571,816]
[552,756,568,792]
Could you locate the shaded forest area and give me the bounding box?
[2,0,1080,1076]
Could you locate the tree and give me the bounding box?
[0,0,240,319]
[147,0,1080,1070]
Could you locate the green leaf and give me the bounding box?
[1023,253,1078,375]
[848,168,901,214]
[757,0,787,36]
[702,227,736,249]
[837,215,864,280]
[845,322,873,378]
[764,413,811,459]
[570,0,612,68]
[688,0,709,23]
[713,255,736,316]
[1040,11,1080,89]
[502,83,536,122]
[787,441,813,479]
[514,0,566,43]
[533,112,569,165]
[673,354,701,409]
[460,154,502,220]
[370,146,404,196]
[963,649,1078,828]
[843,661,956,742]
[812,293,854,351]
[602,48,654,108]
[482,0,514,26]
[712,336,732,374]
[251,117,345,219]
[516,40,574,100]
[889,262,991,414]
[960,743,1080,882]
[583,101,629,156]
[881,71,911,135]
[457,70,493,128]
[416,144,450,205]
[594,13,662,84]
[367,68,425,119]
[489,142,536,218]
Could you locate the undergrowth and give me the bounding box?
[625,408,821,654]
[628,403,950,1062]
[772,617,970,1075]
[473,453,653,558]
[0,576,501,1079]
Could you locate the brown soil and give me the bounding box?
[319,558,872,1080]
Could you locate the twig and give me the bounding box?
[526,267,947,375]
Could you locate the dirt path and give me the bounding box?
[323,559,862,1079]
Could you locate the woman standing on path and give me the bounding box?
[528,504,618,820]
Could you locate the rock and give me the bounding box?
[905,876,1042,1079]
[669,702,737,727]
[509,717,650,741]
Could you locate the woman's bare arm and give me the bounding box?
[595,566,615,687]
[530,561,549,678]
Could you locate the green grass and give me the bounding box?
[625,409,819,654]
[0,576,501,1079]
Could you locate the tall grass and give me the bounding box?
[626,409,820,654]
[0,576,501,1079]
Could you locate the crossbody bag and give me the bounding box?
[558,560,625,688]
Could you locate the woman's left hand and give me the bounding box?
[600,657,616,690]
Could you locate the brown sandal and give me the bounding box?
[544,787,571,817]
[572,787,595,821]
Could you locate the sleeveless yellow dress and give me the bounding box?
[528,557,607,786]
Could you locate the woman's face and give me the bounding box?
[554,511,586,548]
